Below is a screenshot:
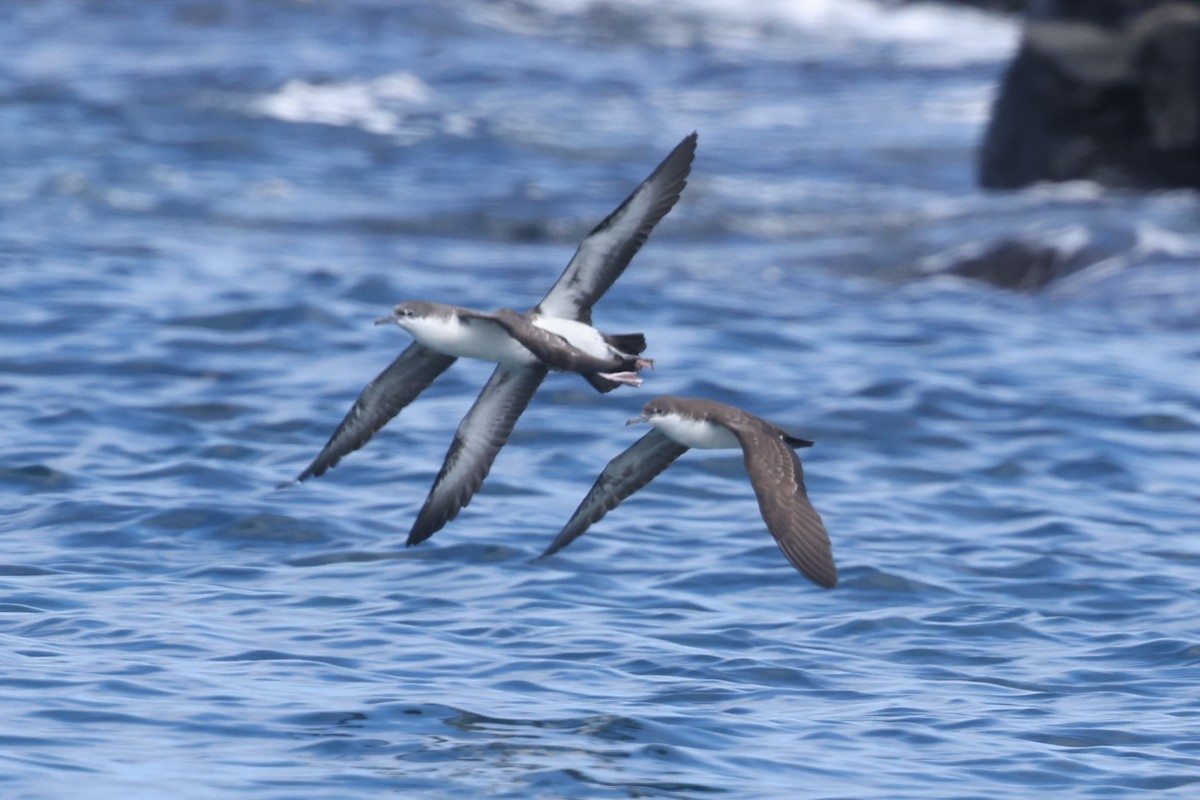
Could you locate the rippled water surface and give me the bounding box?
[4,1,1200,798]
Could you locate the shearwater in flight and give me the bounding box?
[537,395,838,588]
[284,133,698,547]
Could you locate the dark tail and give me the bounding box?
[603,332,646,356]
[784,434,814,449]
[583,355,644,394]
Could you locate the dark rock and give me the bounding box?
[1031,1,1164,27]
[1133,4,1200,151]
[947,240,1069,291]
[910,0,1190,26]
[979,1,1200,189]
[919,220,1148,291]
[900,0,1027,14]
[924,238,1079,291]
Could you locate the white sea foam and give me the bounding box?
[251,3,1015,138]
[1133,220,1200,259]
[251,72,434,137]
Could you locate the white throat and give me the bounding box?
[650,413,739,450]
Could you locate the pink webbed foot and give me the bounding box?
[599,371,643,388]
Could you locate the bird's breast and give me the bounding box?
[407,316,533,364]
[652,415,740,450]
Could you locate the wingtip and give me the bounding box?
[796,552,839,589]
[674,131,699,163]
[406,515,440,547]
[287,460,329,487]
[275,469,315,489]
[536,539,566,561]
[652,132,697,178]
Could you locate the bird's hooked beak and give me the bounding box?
[374,313,398,326]
[625,414,650,426]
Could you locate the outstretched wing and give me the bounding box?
[406,363,548,546]
[535,132,697,323]
[731,423,837,589]
[284,343,456,485]
[537,429,688,560]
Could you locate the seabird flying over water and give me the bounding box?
[374,302,649,392]
[537,395,838,589]
[284,133,698,547]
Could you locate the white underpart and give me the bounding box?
[396,315,535,364]
[651,413,740,450]
[532,315,613,358]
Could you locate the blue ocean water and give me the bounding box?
[4,1,1200,797]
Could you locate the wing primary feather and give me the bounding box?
[733,425,838,589]
[282,343,456,486]
[537,429,688,560]
[536,132,697,322]
[406,364,548,546]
